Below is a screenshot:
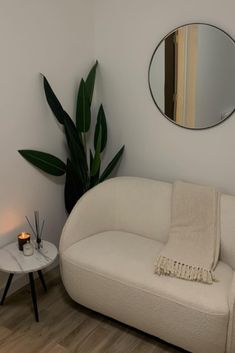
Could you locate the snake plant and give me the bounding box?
[18,62,125,213]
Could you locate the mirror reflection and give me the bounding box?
[149,23,235,129]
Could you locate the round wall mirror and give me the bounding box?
[148,23,235,129]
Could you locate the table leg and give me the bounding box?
[28,272,39,322]
[38,270,47,292]
[0,273,14,305]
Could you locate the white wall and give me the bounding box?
[149,41,165,112]
[94,0,235,195]
[0,0,94,290]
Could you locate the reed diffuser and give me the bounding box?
[25,211,45,249]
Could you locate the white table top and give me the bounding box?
[0,241,58,274]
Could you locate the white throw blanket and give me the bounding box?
[154,181,220,284]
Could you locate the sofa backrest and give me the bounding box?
[103,177,235,269]
[220,194,235,269]
[61,176,235,269]
[101,176,173,244]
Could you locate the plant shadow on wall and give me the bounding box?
[18,62,125,214]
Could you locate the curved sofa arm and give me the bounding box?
[59,179,117,254]
[59,176,172,254]
[227,271,235,353]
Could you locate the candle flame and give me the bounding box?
[18,232,30,239]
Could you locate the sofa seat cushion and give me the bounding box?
[61,231,233,353]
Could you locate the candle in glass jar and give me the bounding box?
[18,232,31,251]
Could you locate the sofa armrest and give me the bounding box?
[59,176,172,254]
[227,271,235,353]
[59,181,117,254]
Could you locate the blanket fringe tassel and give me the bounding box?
[154,256,217,284]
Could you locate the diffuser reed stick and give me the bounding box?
[25,211,45,249]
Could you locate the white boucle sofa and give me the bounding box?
[60,177,235,353]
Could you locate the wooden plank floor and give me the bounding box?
[0,268,188,353]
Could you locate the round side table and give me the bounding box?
[0,240,58,322]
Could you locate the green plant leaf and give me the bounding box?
[89,149,100,188]
[94,105,107,152]
[64,115,83,147]
[64,159,84,213]
[85,61,98,106]
[18,150,66,176]
[76,79,91,132]
[99,145,125,182]
[64,116,88,184]
[89,149,93,172]
[42,74,69,125]
[91,129,102,177]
